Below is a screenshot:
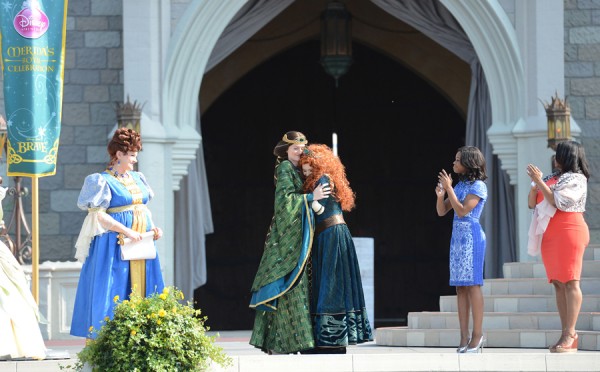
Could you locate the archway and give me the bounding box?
[163,0,525,329]
[163,0,523,187]
[196,40,464,329]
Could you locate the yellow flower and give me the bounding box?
[104,316,110,322]
[159,293,167,300]
[131,330,137,336]
[113,295,120,303]
[162,287,169,295]
[158,309,166,317]
[172,307,177,314]
[88,326,94,332]
[179,292,184,300]
[147,315,151,319]
[157,320,162,325]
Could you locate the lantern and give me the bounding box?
[542,92,571,150]
[320,1,353,87]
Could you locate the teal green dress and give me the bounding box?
[310,175,373,348]
[249,160,316,354]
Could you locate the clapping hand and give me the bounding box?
[438,169,453,191]
[526,164,543,184]
[435,181,446,197]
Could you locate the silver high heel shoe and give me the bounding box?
[456,338,471,353]
[465,336,485,353]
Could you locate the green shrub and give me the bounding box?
[67,286,231,371]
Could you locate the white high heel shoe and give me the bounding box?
[465,336,485,353]
[456,338,471,353]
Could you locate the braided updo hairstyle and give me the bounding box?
[107,128,142,166]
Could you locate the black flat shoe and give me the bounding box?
[318,347,346,354]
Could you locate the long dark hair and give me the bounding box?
[555,140,590,179]
[457,146,487,182]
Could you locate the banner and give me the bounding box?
[0,0,68,176]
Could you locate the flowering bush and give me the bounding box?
[69,286,231,371]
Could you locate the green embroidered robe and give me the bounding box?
[249,160,315,353]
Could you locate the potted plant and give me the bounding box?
[65,286,232,371]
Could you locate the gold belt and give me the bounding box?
[106,204,146,214]
[315,214,345,236]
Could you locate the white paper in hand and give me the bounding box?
[120,231,157,260]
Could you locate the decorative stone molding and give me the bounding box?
[171,126,202,191]
[163,0,246,191]
[441,0,525,185]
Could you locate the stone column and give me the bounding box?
[122,0,174,284]
[511,0,578,261]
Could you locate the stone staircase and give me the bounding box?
[376,244,600,350]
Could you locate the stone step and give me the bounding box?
[375,327,600,350]
[440,294,600,312]
[482,277,600,296]
[503,260,600,279]
[407,311,600,331]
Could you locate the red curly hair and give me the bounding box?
[299,144,355,211]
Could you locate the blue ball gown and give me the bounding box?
[70,171,164,338]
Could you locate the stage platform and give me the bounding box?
[1,330,599,372]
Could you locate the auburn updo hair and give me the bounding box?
[107,128,142,165]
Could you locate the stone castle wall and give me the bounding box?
[564,0,600,242]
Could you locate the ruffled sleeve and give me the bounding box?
[553,172,587,212]
[74,174,111,262]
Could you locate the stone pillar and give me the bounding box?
[511,0,577,261]
[122,0,174,284]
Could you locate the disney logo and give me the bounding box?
[16,14,46,29]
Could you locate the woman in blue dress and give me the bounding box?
[70,128,164,339]
[436,146,487,353]
[299,144,373,354]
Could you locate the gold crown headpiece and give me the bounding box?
[302,148,320,158]
[282,133,307,145]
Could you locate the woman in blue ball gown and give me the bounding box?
[436,146,487,353]
[70,128,164,339]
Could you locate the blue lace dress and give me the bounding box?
[70,171,164,338]
[310,175,373,348]
[449,180,487,286]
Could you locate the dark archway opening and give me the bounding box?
[196,40,465,330]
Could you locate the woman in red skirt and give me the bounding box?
[527,140,590,353]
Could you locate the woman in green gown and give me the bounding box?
[249,131,330,354]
